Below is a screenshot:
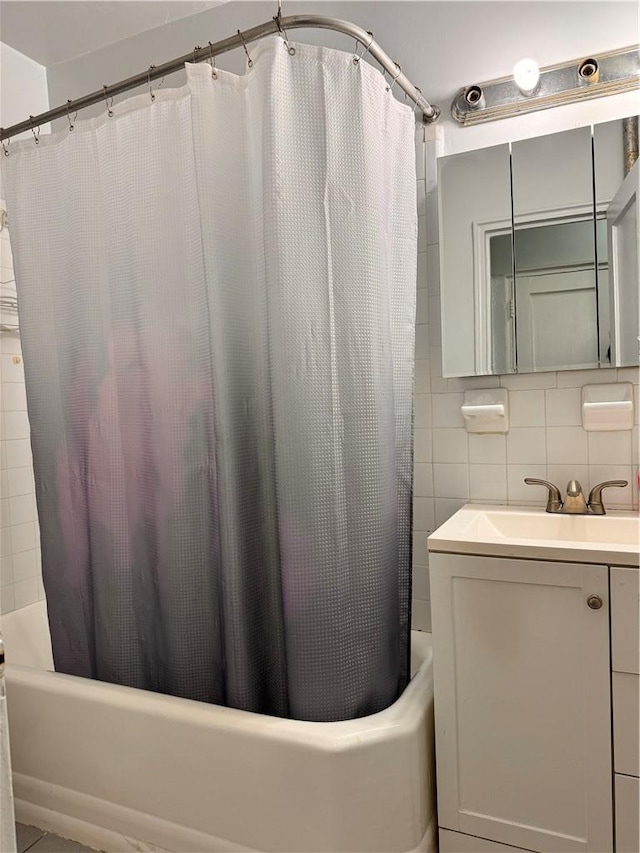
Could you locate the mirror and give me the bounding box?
[595,118,639,368]
[438,144,512,377]
[438,117,639,377]
[512,128,597,373]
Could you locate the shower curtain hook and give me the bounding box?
[148,65,156,102]
[29,117,40,145]
[274,12,295,55]
[237,30,254,68]
[193,45,202,64]
[103,85,114,117]
[208,42,218,78]
[1,137,9,157]
[353,31,374,66]
[66,99,77,131]
[386,63,402,94]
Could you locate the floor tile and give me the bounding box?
[16,823,46,853]
[26,832,97,853]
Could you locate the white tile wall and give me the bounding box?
[0,200,42,613]
[410,132,640,633]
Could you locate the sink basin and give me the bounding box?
[465,510,640,545]
[428,504,640,566]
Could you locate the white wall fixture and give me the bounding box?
[452,44,639,126]
[461,388,509,433]
[582,383,634,431]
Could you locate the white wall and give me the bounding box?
[0,41,50,183]
[0,42,49,613]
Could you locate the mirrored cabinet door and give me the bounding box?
[437,117,639,378]
[438,144,512,377]
[594,118,640,368]
[511,127,597,373]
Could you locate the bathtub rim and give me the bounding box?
[5,628,432,750]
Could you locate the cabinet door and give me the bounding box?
[430,553,612,853]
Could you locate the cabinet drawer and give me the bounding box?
[615,774,639,853]
[611,568,639,674]
[439,829,534,852]
[613,672,639,777]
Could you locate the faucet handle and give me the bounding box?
[587,480,628,515]
[524,478,563,513]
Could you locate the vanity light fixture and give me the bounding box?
[452,44,639,125]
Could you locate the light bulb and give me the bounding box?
[513,58,540,96]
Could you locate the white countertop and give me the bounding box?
[428,504,640,568]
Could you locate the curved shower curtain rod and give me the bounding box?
[0,14,439,143]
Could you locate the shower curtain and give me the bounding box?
[1,37,417,722]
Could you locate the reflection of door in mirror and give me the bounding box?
[595,118,639,368]
[489,234,515,374]
[510,219,606,372]
[516,268,598,371]
[511,128,597,372]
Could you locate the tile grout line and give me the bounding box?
[17,825,47,853]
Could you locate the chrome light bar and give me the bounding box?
[452,44,639,126]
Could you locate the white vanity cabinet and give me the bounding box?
[429,552,617,853]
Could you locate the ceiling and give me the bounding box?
[0,1,225,66]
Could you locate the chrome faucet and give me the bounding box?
[524,478,628,515]
[587,480,629,515]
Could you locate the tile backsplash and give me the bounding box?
[0,201,43,614]
[410,131,640,633]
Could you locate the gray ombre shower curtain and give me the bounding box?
[1,38,416,722]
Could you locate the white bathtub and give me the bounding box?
[1,601,436,853]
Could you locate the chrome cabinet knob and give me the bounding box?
[587,595,603,610]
